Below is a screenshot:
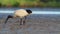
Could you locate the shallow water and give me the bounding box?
[0,8,60,34]
[0,14,60,34]
[0,8,60,14]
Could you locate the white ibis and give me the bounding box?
[5,9,32,25]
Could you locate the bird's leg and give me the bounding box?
[23,16,27,25]
[20,18,23,25]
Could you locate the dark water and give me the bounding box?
[0,13,60,19]
[0,8,60,11]
[0,7,60,19]
[0,8,60,18]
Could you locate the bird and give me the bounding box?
[5,9,32,25]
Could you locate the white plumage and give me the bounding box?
[5,9,32,25]
[14,9,29,18]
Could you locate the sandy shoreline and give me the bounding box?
[0,14,60,34]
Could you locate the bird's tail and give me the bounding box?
[5,15,13,24]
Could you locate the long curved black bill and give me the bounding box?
[5,15,13,24]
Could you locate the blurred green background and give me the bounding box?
[0,0,60,8]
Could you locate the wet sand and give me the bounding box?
[0,14,60,34]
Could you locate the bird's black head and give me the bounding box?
[26,9,32,14]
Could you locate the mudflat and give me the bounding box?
[0,14,60,34]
